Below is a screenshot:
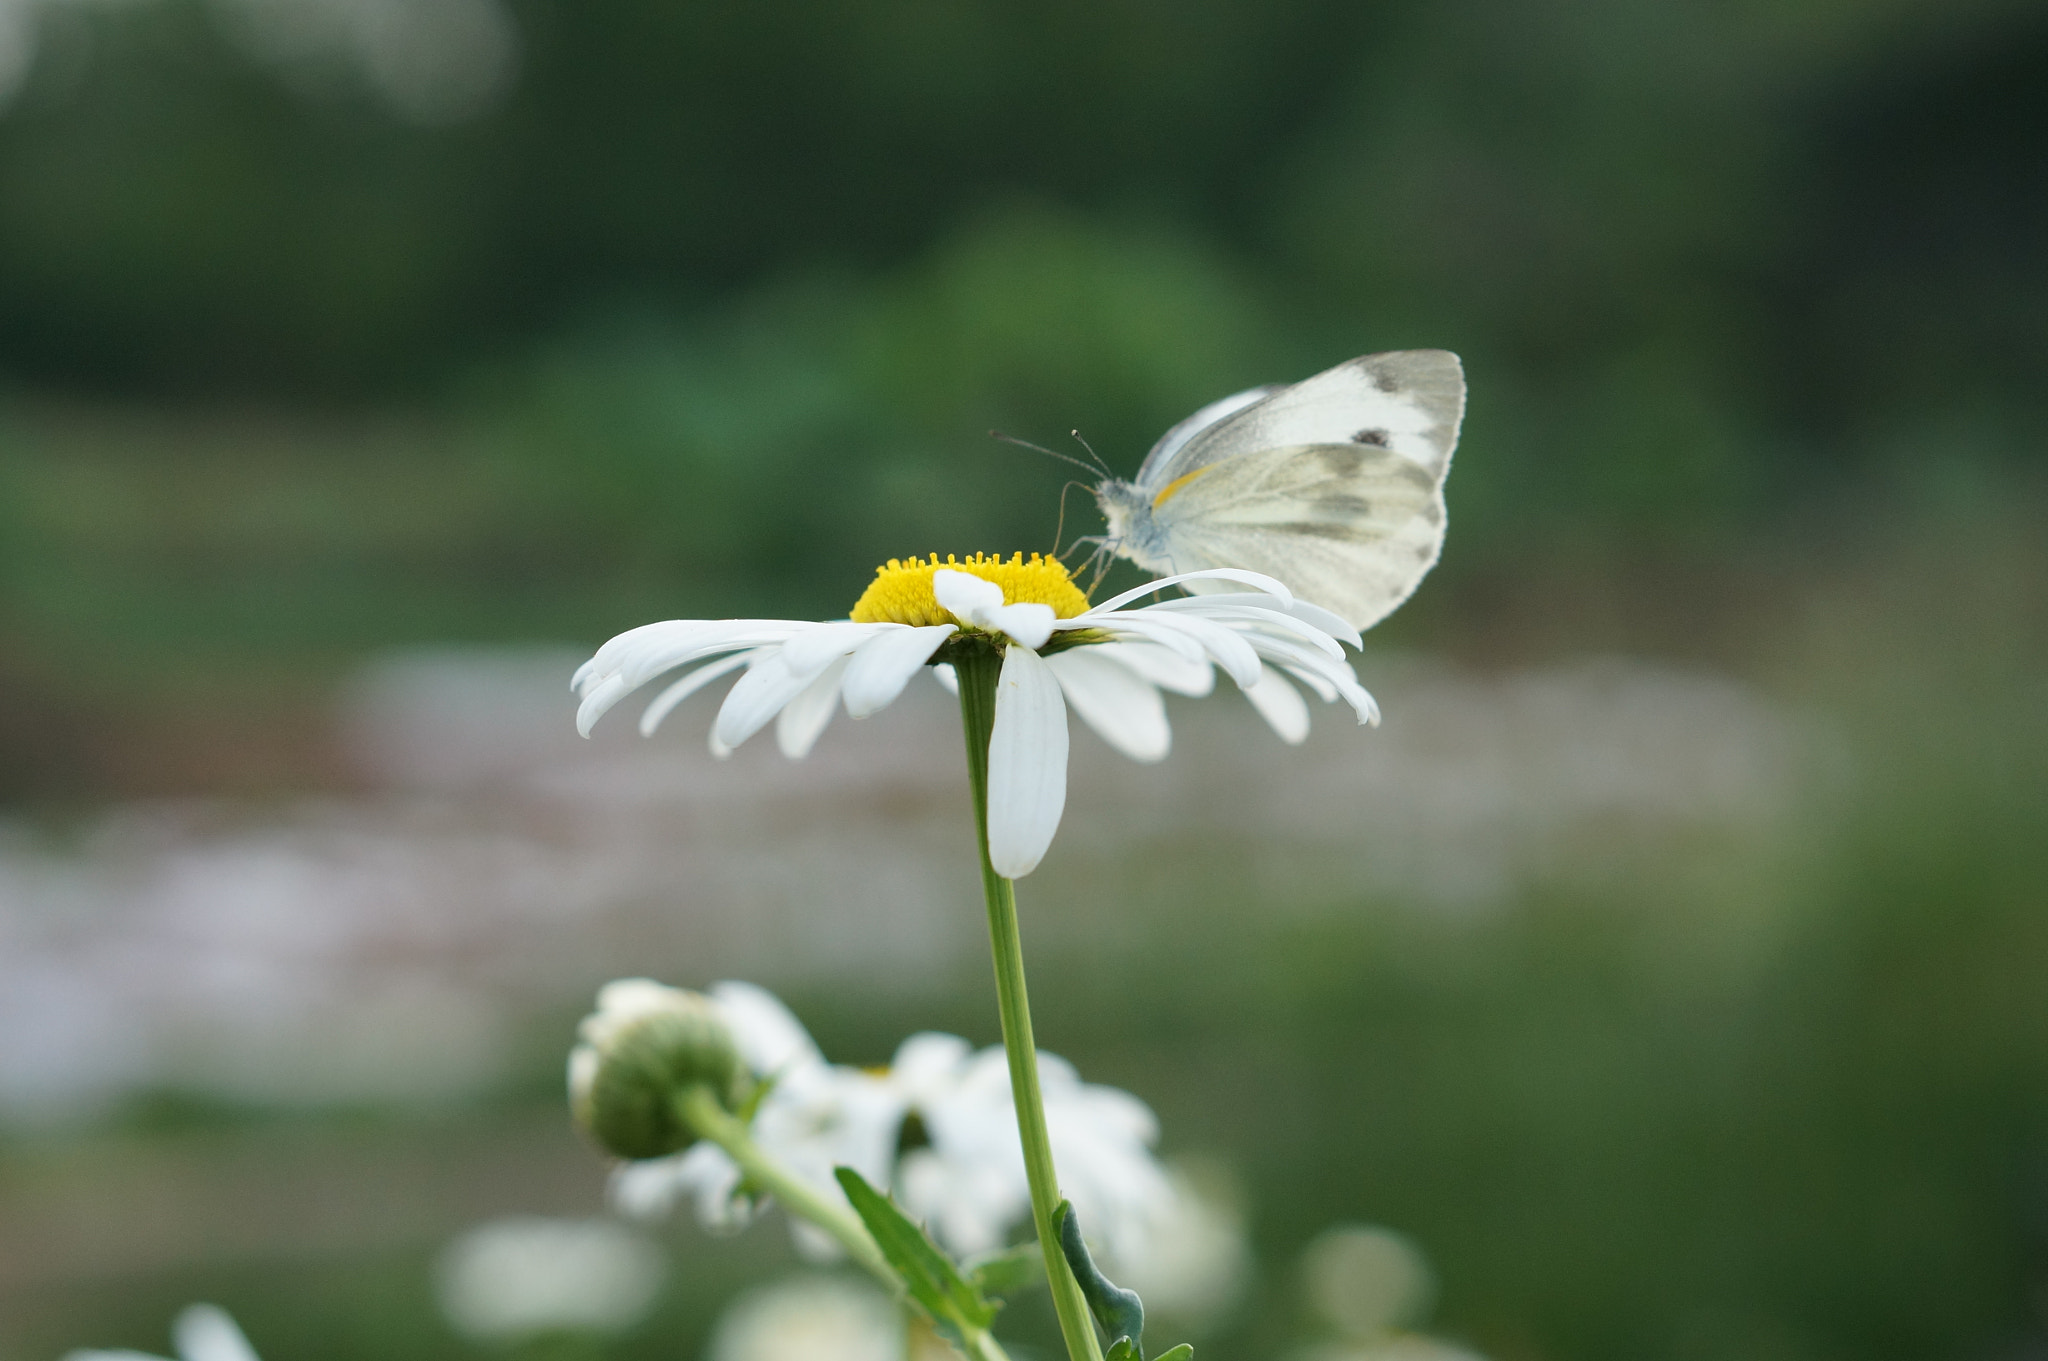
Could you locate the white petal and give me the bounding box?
[1143,598,1347,657]
[638,651,755,735]
[932,569,1005,620]
[1102,611,1263,688]
[172,1307,260,1361]
[610,1154,687,1220]
[790,1219,849,1262]
[610,1144,753,1230]
[575,673,633,737]
[581,619,802,694]
[986,644,1069,878]
[1088,641,1215,697]
[986,600,1056,650]
[932,569,1055,648]
[1243,667,1310,744]
[1065,613,1208,666]
[931,662,959,695]
[1282,662,1339,702]
[1084,568,1292,616]
[887,1032,974,1099]
[709,980,827,1073]
[781,621,894,677]
[1248,634,1380,723]
[1047,649,1170,762]
[776,656,849,758]
[1272,596,1364,650]
[713,655,815,750]
[575,619,807,734]
[842,625,956,717]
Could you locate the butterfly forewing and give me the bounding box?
[1134,385,1281,487]
[1156,350,1463,487]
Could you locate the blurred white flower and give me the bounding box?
[435,1216,665,1341]
[611,980,1177,1270]
[707,1275,903,1361]
[64,1304,260,1361]
[567,977,745,1160]
[611,981,902,1258]
[891,1033,1172,1266]
[574,555,1375,877]
[1291,1224,1486,1361]
[1110,1160,1253,1333]
[1303,1224,1435,1339]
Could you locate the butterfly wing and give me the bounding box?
[1141,351,1464,629]
[1134,384,1282,487]
[1148,350,1464,489]
[1148,443,1448,629]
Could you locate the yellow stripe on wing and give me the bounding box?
[1151,465,1214,509]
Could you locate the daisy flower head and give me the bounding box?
[572,551,1378,877]
[610,981,1176,1270]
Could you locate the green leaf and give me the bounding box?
[1057,1200,1144,1354]
[1105,1340,1141,1361]
[834,1167,999,1331]
[966,1243,1044,1298]
[1152,1347,1194,1361]
[734,1068,781,1125]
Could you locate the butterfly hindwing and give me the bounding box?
[1149,440,1448,630]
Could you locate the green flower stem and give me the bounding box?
[953,646,1107,1361]
[679,1085,1014,1361]
[676,1085,893,1285]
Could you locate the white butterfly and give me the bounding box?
[1092,350,1465,630]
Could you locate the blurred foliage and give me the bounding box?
[0,0,2041,558]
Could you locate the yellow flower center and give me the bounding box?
[850,552,1091,627]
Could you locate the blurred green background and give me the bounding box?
[2,0,2046,1357]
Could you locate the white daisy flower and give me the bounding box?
[611,981,1173,1266]
[64,1306,260,1361]
[573,552,1377,877]
[891,1033,1173,1267]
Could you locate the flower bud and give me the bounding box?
[569,979,745,1159]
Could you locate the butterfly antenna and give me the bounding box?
[990,429,1103,478]
[1068,429,1114,477]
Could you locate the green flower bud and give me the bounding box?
[568,979,745,1160]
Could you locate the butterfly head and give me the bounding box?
[1092,477,1177,577]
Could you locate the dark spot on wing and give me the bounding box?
[1351,428,1389,446]
[1371,367,1401,393]
[1317,494,1375,516]
[1317,446,1370,476]
[1392,460,1440,490]
[1269,521,1373,543]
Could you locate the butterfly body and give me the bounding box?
[1092,350,1465,630]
